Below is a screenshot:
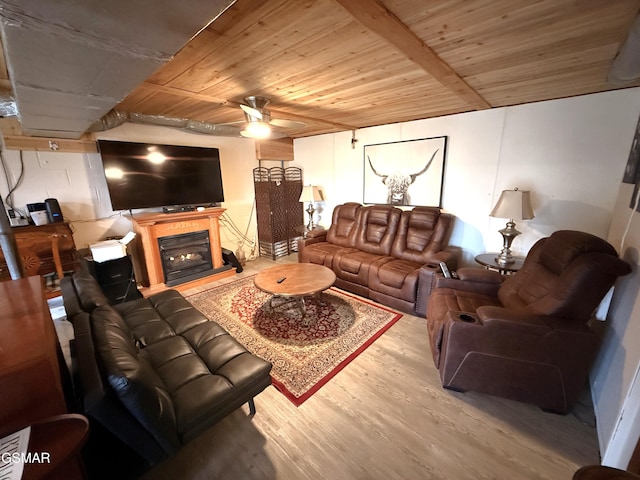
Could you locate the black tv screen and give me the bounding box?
[98,140,224,211]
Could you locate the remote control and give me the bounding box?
[439,262,452,279]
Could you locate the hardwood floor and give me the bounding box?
[55,254,601,479]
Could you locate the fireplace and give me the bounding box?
[130,208,236,292]
[158,230,217,286]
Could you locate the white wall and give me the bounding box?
[0,123,262,256]
[597,181,640,468]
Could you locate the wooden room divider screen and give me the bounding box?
[253,167,303,259]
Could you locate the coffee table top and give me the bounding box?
[254,263,336,297]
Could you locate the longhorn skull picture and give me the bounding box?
[368,149,438,206]
[363,136,447,207]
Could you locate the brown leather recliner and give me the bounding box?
[426,230,631,413]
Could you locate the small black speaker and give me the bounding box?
[27,202,46,213]
[221,248,243,273]
[45,198,63,223]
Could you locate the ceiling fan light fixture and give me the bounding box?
[240,120,271,139]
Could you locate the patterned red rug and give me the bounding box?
[187,275,403,406]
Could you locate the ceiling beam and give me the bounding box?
[138,82,229,105]
[333,0,491,111]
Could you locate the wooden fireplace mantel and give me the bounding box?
[129,208,235,293]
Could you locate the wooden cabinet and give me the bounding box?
[0,276,85,479]
[0,222,78,282]
[253,167,303,259]
[255,138,294,161]
[0,276,68,432]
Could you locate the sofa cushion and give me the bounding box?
[353,205,401,255]
[391,207,453,264]
[114,289,209,347]
[91,304,181,454]
[498,231,631,320]
[369,258,421,299]
[326,202,361,247]
[150,322,272,442]
[299,242,356,268]
[538,230,617,275]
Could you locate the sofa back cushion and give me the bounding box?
[353,205,401,255]
[326,202,361,247]
[91,304,181,454]
[498,230,631,321]
[391,207,452,263]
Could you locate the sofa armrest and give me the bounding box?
[426,250,458,269]
[475,306,552,335]
[306,228,327,240]
[476,306,597,336]
[297,230,328,256]
[415,263,442,317]
[433,268,504,296]
[456,267,503,284]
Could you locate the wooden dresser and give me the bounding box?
[0,222,78,282]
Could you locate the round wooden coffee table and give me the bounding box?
[254,263,336,321]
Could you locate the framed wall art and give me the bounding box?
[363,136,447,207]
[623,113,640,211]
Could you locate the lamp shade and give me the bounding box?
[299,185,325,203]
[240,120,271,139]
[490,189,534,220]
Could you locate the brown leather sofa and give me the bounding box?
[61,271,272,466]
[426,230,631,413]
[298,202,455,315]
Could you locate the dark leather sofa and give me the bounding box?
[426,230,631,413]
[61,271,272,465]
[298,202,455,315]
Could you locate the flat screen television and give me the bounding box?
[98,140,224,211]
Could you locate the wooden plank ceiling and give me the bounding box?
[50,0,640,138]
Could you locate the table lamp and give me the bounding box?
[299,185,325,230]
[489,188,534,266]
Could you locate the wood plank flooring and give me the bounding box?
[133,254,600,480]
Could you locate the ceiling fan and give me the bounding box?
[237,96,306,139]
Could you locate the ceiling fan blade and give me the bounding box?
[269,118,306,128]
[240,103,263,120]
[268,131,289,139]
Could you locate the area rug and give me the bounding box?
[186,276,403,406]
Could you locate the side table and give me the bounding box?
[475,253,525,274]
[78,250,142,304]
